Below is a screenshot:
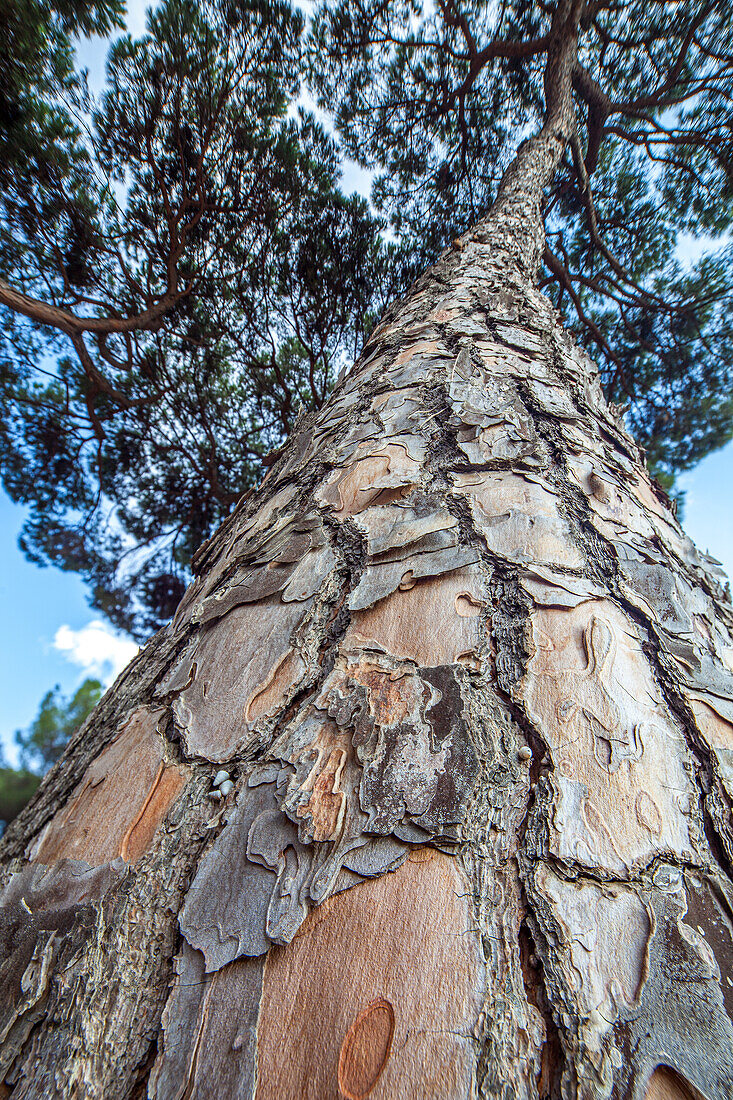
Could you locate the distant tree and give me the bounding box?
[15,677,104,772]
[0,762,41,834]
[0,677,103,829]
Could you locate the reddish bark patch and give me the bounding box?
[32,707,186,867]
[121,763,187,863]
[355,667,413,726]
[295,746,347,842]
[338,998,395,1100]
[645,1066,701,1100]
[253,852,485,1099]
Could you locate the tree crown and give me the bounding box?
[1,0,732,635]
[0,0,396,636]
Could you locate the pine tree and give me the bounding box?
[0,678,104,831]
[2,2,733,1098]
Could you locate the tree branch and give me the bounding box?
[0,277,190,338]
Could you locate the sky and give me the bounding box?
[1,1,732,764]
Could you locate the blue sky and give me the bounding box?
[1,1,732,763]
[0,495,139,763]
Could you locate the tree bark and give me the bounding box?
[3,16,733,1100]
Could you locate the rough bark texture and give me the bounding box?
[3,15,733,1095]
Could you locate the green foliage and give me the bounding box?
[0,677,103,830]
[1,0,124,169]
[309,0,733,484]
[0,767,41,833]
[0,0,396,637]
[15,677,104,772]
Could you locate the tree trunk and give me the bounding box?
[3,23,733,1100]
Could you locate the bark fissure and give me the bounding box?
[519,917,565,1100]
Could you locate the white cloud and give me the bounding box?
[53,621,139,685]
